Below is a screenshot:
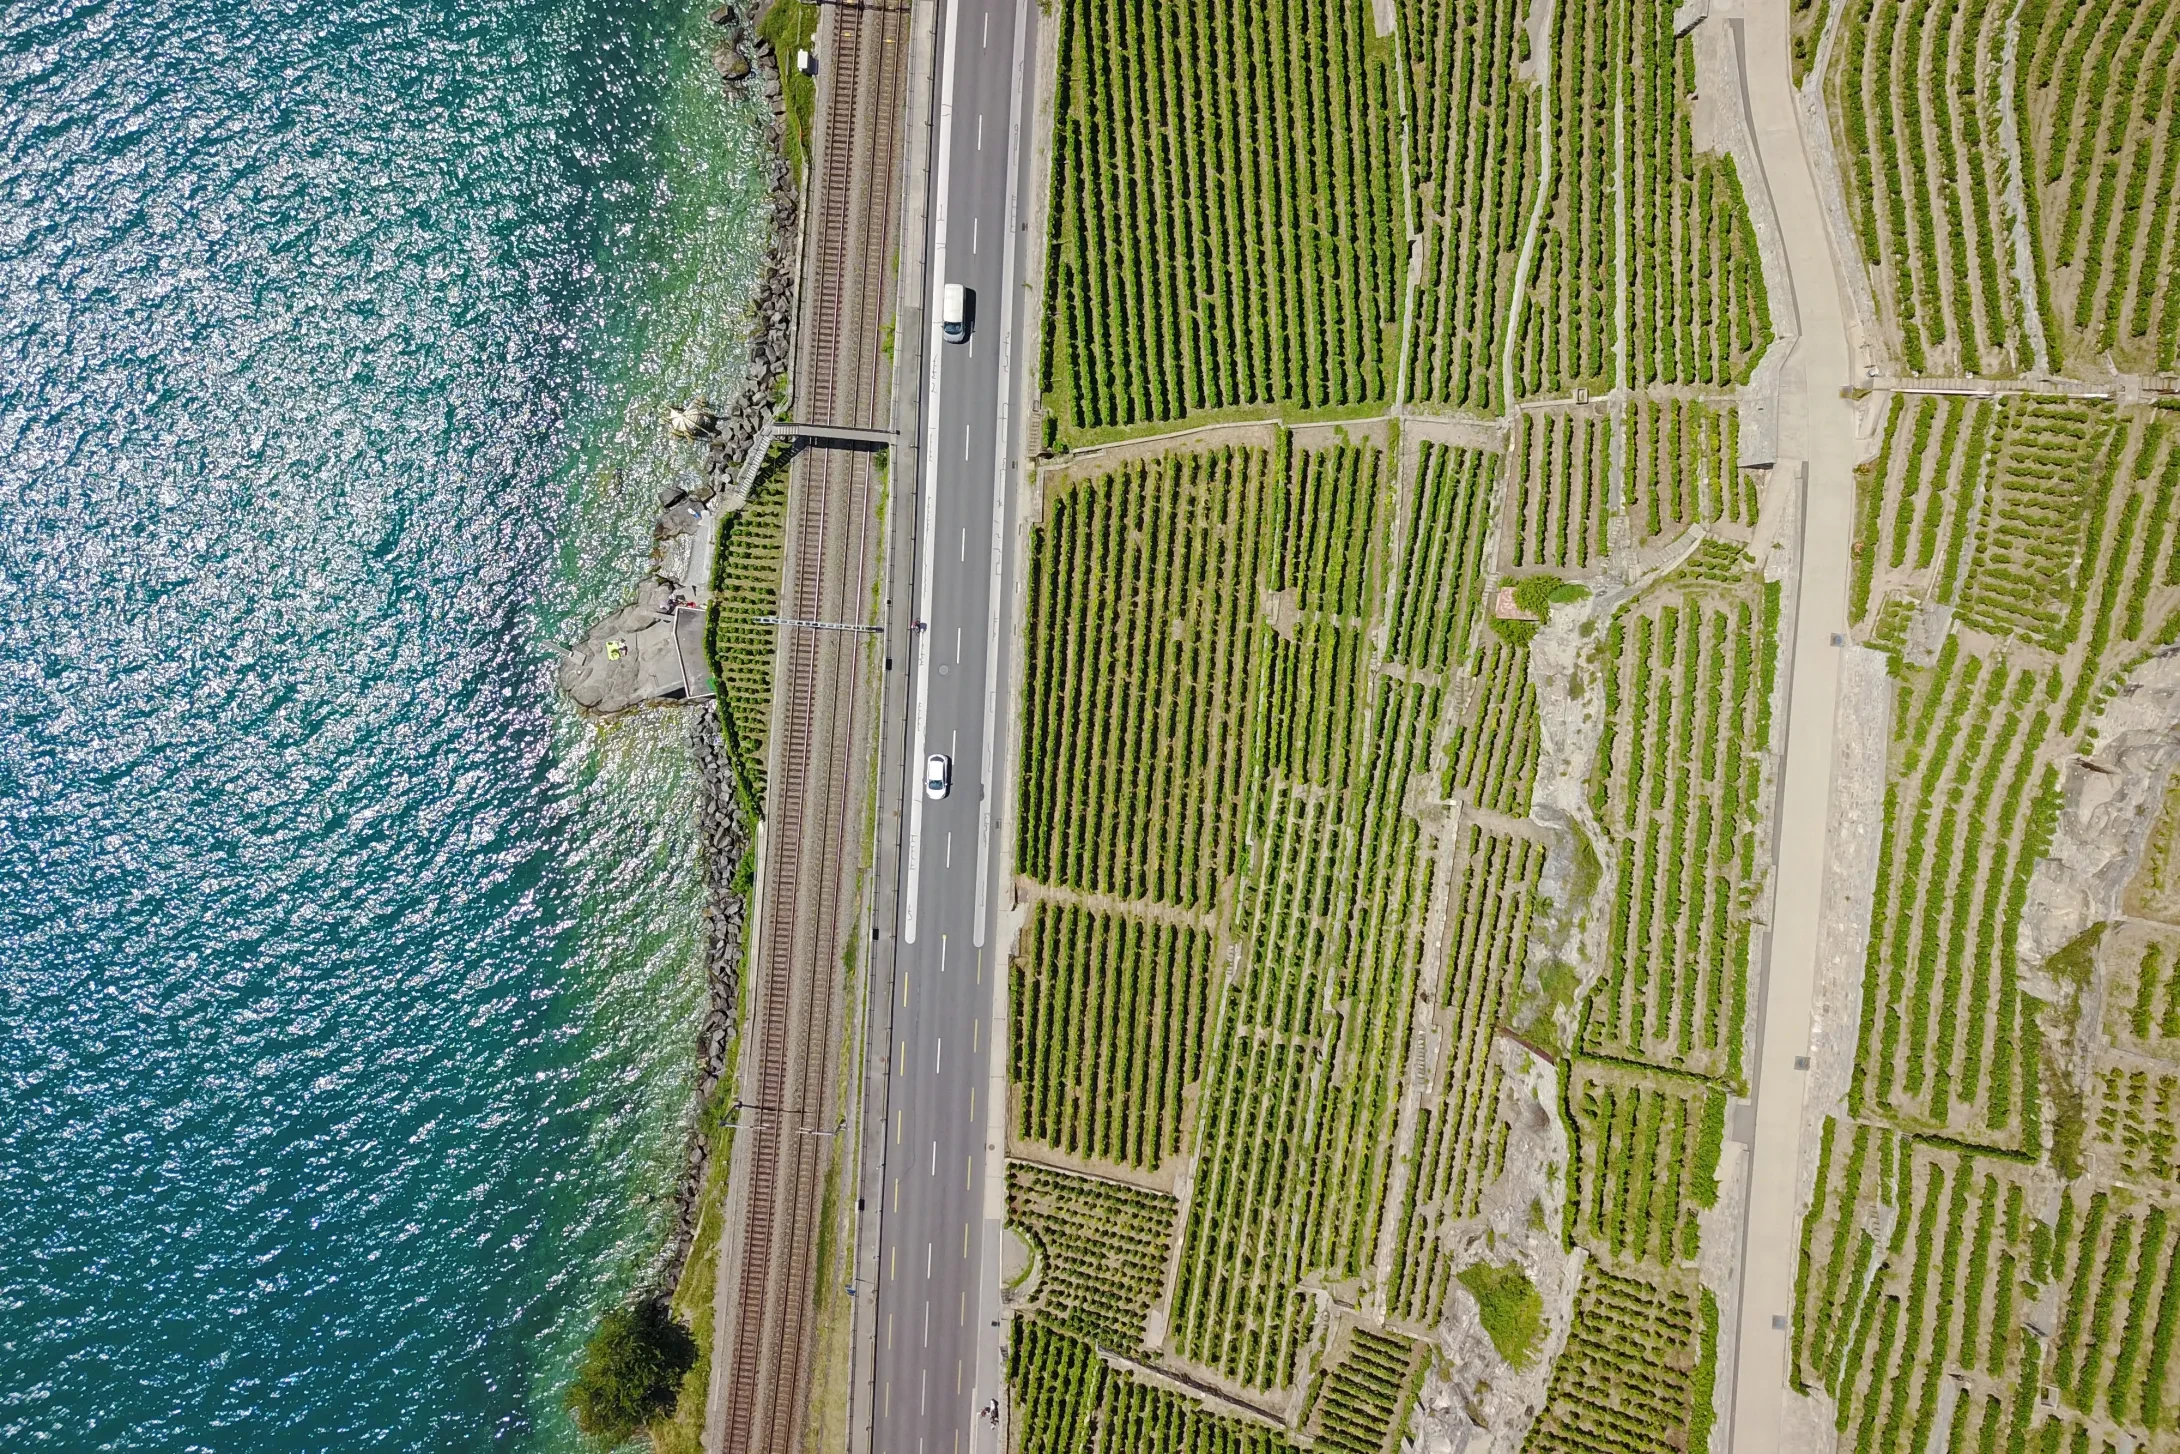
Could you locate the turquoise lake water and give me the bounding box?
[0,0,765,1445]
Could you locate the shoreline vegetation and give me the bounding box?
[564,0,816,1446]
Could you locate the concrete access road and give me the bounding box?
[1729,2,1864,1449]
[870,2,1035,1453]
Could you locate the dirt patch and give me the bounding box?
[2020,652,2180,974]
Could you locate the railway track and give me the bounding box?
[712,5,910,1452]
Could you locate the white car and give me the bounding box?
[925,753,952,800]
[941,282,973,343]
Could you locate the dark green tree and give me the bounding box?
[564,1299,697,1446]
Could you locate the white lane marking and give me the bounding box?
[936,1038,944,1077]
[982,10,988,47]
[956,625,963,661]
[972,1018,980,1052]
[977,114,984,151]
[973,0,1029,951]
[968,1087,976,1123]
[972,215,979,253]
[931,1141,937,1175]
[892,1176,899,1212]
[960,527,966,562]
[945,831,952,869]
[963,1222,969,1258]
[940,933,948,973]
[926,1243,934,1277]
[905,0,969,946]
[962,421,970,460]
[921,1365,928,1411]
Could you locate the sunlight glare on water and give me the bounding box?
[0,0,765,1445]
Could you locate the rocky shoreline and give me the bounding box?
[557,0,803,719]
[645,707,754,1301]
[626,0,803,1304]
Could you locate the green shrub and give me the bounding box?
[1511,573,1565,619]
[565,1300,699,1446]
[1457,1262,1544,1369]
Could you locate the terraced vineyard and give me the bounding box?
[1443,638,1540,815]
[1566,1064,1724,1267]
[1037,0,1402,440]
[1300,1330,1427,1454]
[1009,435,1448,1424]
[1006,1164,1177,1352]
[1014,448,1270,908]
[1523,1267,1715,1454]
[1584,565,1778,1081]
[1400,0,1536,411]
[1514,0,1770,396]
[1833,0,2180,376]
[999,0,2180,1445]
[1170,490,1436,1387]
[1513,0,1617,398]
[1009,903,1214,1172]
[1831,0,2034,373]
[1625,398,1755,545]
[1509,410,1612,570]
[1384,440,1498,673]
[2019,0,2180,373]
[1843,404,2179,1135]
[1010,1320,1298,1454]
[1008,0,1797,1444]
[1792,397,2180,1451]
[1389,825,1541,1325]
[705,455,789,802]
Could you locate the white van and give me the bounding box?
[941,283,973,343]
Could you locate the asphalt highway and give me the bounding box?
[873,3,1035,1453]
